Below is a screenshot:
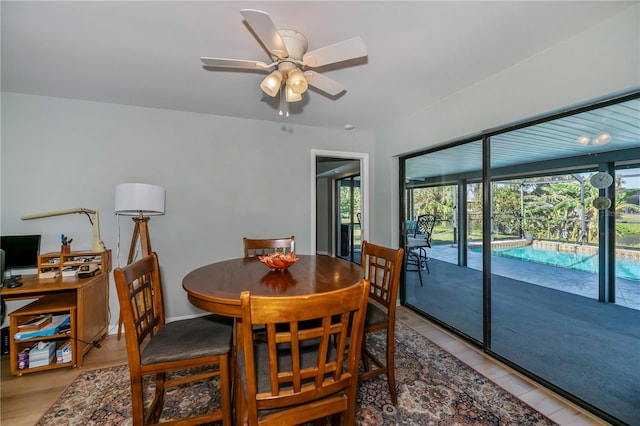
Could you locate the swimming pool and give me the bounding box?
[472,245,640,281]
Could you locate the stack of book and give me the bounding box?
[28,341,56,368]
[56,340,72,364]
[17,314,52,332]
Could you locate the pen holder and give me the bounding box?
[61,245,71,254]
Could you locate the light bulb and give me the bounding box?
[287,68,308,95]
[576,135,590,146]
[593,133,611,146]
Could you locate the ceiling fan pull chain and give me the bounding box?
[278,85,289,117]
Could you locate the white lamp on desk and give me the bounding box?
[114,183,165,265]
[21,208,106,252]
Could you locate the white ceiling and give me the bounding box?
[1,1,632,132]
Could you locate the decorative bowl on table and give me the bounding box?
[258,252,299,271]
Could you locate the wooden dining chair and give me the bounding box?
[235,279,370,426]
[359,240,404,405]
[113,252,233,426]
[243,236,295,257]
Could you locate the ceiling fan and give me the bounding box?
[200,9,367,109]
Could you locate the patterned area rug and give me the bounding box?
[38,321,557,425]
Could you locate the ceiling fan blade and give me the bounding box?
[304,71,345,96]
[302,37,367,67]
[200,57,269,70]
[240,9,289,60]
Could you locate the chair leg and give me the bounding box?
[234,361,246,426]
[130,377,145,426]
[386,329,397,405]
[149,373,166,424]
[117,314,123,340]
[419,248,430,274]
[361,336,371,372]
[405,252,424,286]
[220,354,232,426]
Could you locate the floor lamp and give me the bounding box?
[114,183,166,338]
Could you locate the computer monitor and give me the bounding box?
[0,249,5,280]
[0,235,41,275]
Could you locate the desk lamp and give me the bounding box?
[21,208,106,252]
[114,183,165,264]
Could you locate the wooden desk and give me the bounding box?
[1,272,109,374]
[182,255,364,318]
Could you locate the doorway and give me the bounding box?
[336,174,361,264]
[311,150,369,257]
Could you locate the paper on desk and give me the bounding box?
[14,314,70,340]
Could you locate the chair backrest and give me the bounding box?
[412,214,436,245]
[239,279,370,425]
[113,252,164,367]
[243,236,295,258]
[360,241,404,313]
[417,214,436,235]
[405,220,417,236]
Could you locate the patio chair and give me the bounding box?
[235,279,370,426]
[405,213,436,286]
[359,240,404,405]
[113,252,233,426]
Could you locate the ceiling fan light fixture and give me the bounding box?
[260,70,283,97]
[285,83,302,102]
[287,68,308,95]
[201,10,368,111]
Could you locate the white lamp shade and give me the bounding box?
[115,183,165,216]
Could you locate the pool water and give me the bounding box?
[473,246,640,281]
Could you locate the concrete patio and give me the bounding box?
[427,244,640,311]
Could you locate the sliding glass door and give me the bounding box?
[400,92,640,425]
[336,175,361,264]
[403,140,484,342]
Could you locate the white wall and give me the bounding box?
[371,5,640,247]
[0,93,374,326]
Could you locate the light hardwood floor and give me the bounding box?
[1,307,610,425]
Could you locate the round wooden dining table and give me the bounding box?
[182,254,365,318]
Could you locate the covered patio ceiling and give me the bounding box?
[405,94,640,183]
